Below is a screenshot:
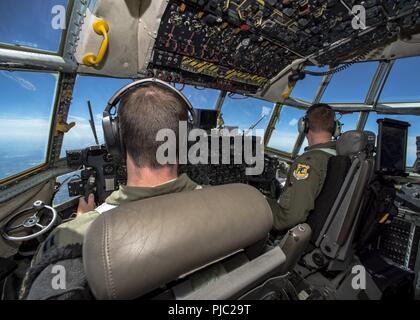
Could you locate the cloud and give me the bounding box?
[0,117,103,152]
[261,106,271,118]
[244,110,252,117]
[12,40,38,48]
[61,119,104,153]
[288,118,299,127]
[68,115,86,122]
[269,131,298,151]
[0,71,36,91]
[63,112,103,145]
[0,118,49,141]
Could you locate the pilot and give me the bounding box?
[268,103,339,233]
[30,80,200,265]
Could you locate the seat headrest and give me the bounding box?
[83,184,273,300]
[336,131,374,157]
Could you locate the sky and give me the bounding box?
[0,1,419,180]
[0,0,68,52]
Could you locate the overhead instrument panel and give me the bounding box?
[147,0,420,93]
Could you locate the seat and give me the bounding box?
[278,131,372,274]
[83,183,285,300]
[307,155,351,241]
[301,130,376,272]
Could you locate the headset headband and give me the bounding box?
[306,103,333,116]
[104,78,195,122]
[298,103,342,138]
[102,78,195,161]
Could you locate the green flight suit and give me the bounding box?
[34,174,198,264]
[268,141,337,232]
[25,174,228,296]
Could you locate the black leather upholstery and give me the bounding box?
[307,131,372,244]
[83,184,273,300]
[307,156,351,242]
[336,130,368,157]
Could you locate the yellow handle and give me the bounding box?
[379,213,390,224]
[83,19,109,66]
[281,80,297,100]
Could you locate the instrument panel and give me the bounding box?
[147,0,420,93]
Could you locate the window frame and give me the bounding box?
[218,91,276,134]
[0,68,62,185]
[377,56,420,104]
[289,66,328,103]
[0,0,75,56]
[59,74,137,159]
[266,104,308,156]
[179,83,222,110]
[320,61,381,104]
[265,58,420,166]
[266,61,392,158]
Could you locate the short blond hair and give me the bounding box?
[307,104,335,134]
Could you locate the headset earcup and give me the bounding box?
[102,78,195,162]
[333,120,343,138]
[103,115,123,160]
[116,118,125,159]
[111,118,124,160]
[298,117,307,135]
[103,115,115,150]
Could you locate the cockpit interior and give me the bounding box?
[1,0,420,301]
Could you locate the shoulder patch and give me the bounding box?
[293,163,310,181]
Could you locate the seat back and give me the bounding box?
[318,155,374,261]
[307,155,351,241]
[83,184,275,300]
[304,131,376,269]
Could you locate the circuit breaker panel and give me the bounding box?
[147,0,420,93]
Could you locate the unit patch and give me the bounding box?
[293,163,310,181]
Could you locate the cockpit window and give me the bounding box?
[268,106,306,153]
[60,76,132,158]
[180,85,220,110]
[0,70,58,181]
[220,94,274,136]
[0,0,69,53]
[365,113,419,168]
[291,66,328,103]
[321,62,379,103]
[338,112,360,132]
[379,56,420,103]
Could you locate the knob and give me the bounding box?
[33,200,45,210]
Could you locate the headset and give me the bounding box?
[297,103,342,139]
[102,78,195,161]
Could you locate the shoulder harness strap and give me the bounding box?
[307,148,337,157]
